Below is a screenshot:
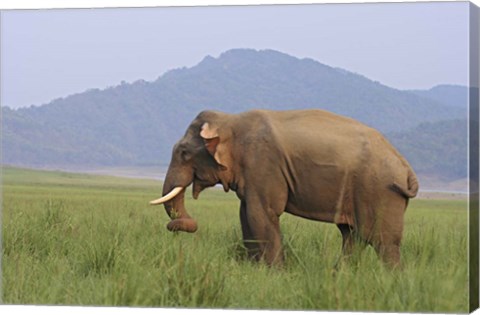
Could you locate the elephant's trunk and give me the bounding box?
[150,167,197,233]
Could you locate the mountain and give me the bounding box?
[409,85,468,109]
[387,119,468,181]
[2,49,468,185]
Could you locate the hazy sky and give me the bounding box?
[1,2,470,109]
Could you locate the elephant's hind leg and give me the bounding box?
[338,224,356,256]
[374,243,400,268]
[370,198,405,268]
[372,233,402,269]
[334,224,366,269]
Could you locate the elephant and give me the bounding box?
[150,109,418,267]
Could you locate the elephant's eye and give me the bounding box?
[180,148,192,161]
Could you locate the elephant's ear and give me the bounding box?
[200,122,230,170]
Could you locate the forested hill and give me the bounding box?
[3,49,467,184]
[387,119,468,181]
[409,85,468,110]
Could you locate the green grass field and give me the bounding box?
[1,167,470,312]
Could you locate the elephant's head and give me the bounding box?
[149,111,233,233]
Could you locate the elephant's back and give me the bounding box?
[267,109,411,181]
[271,108,368,130]
[267,109,377,163]
[238,108,408,174]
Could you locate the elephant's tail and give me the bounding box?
[391,169,419,199]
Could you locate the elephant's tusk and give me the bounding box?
[150,187,184,205]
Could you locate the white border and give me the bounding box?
[0,0,476,10]
[1,1,478,315]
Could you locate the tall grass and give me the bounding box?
[1,167,469,312]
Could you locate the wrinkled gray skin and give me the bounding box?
[154,109,418,267]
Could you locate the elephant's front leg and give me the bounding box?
[239,200,261,260]
[240,197,284,267]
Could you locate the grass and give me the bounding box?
[1,167,470,312]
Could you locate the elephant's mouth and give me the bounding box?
[192,176,216,199]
